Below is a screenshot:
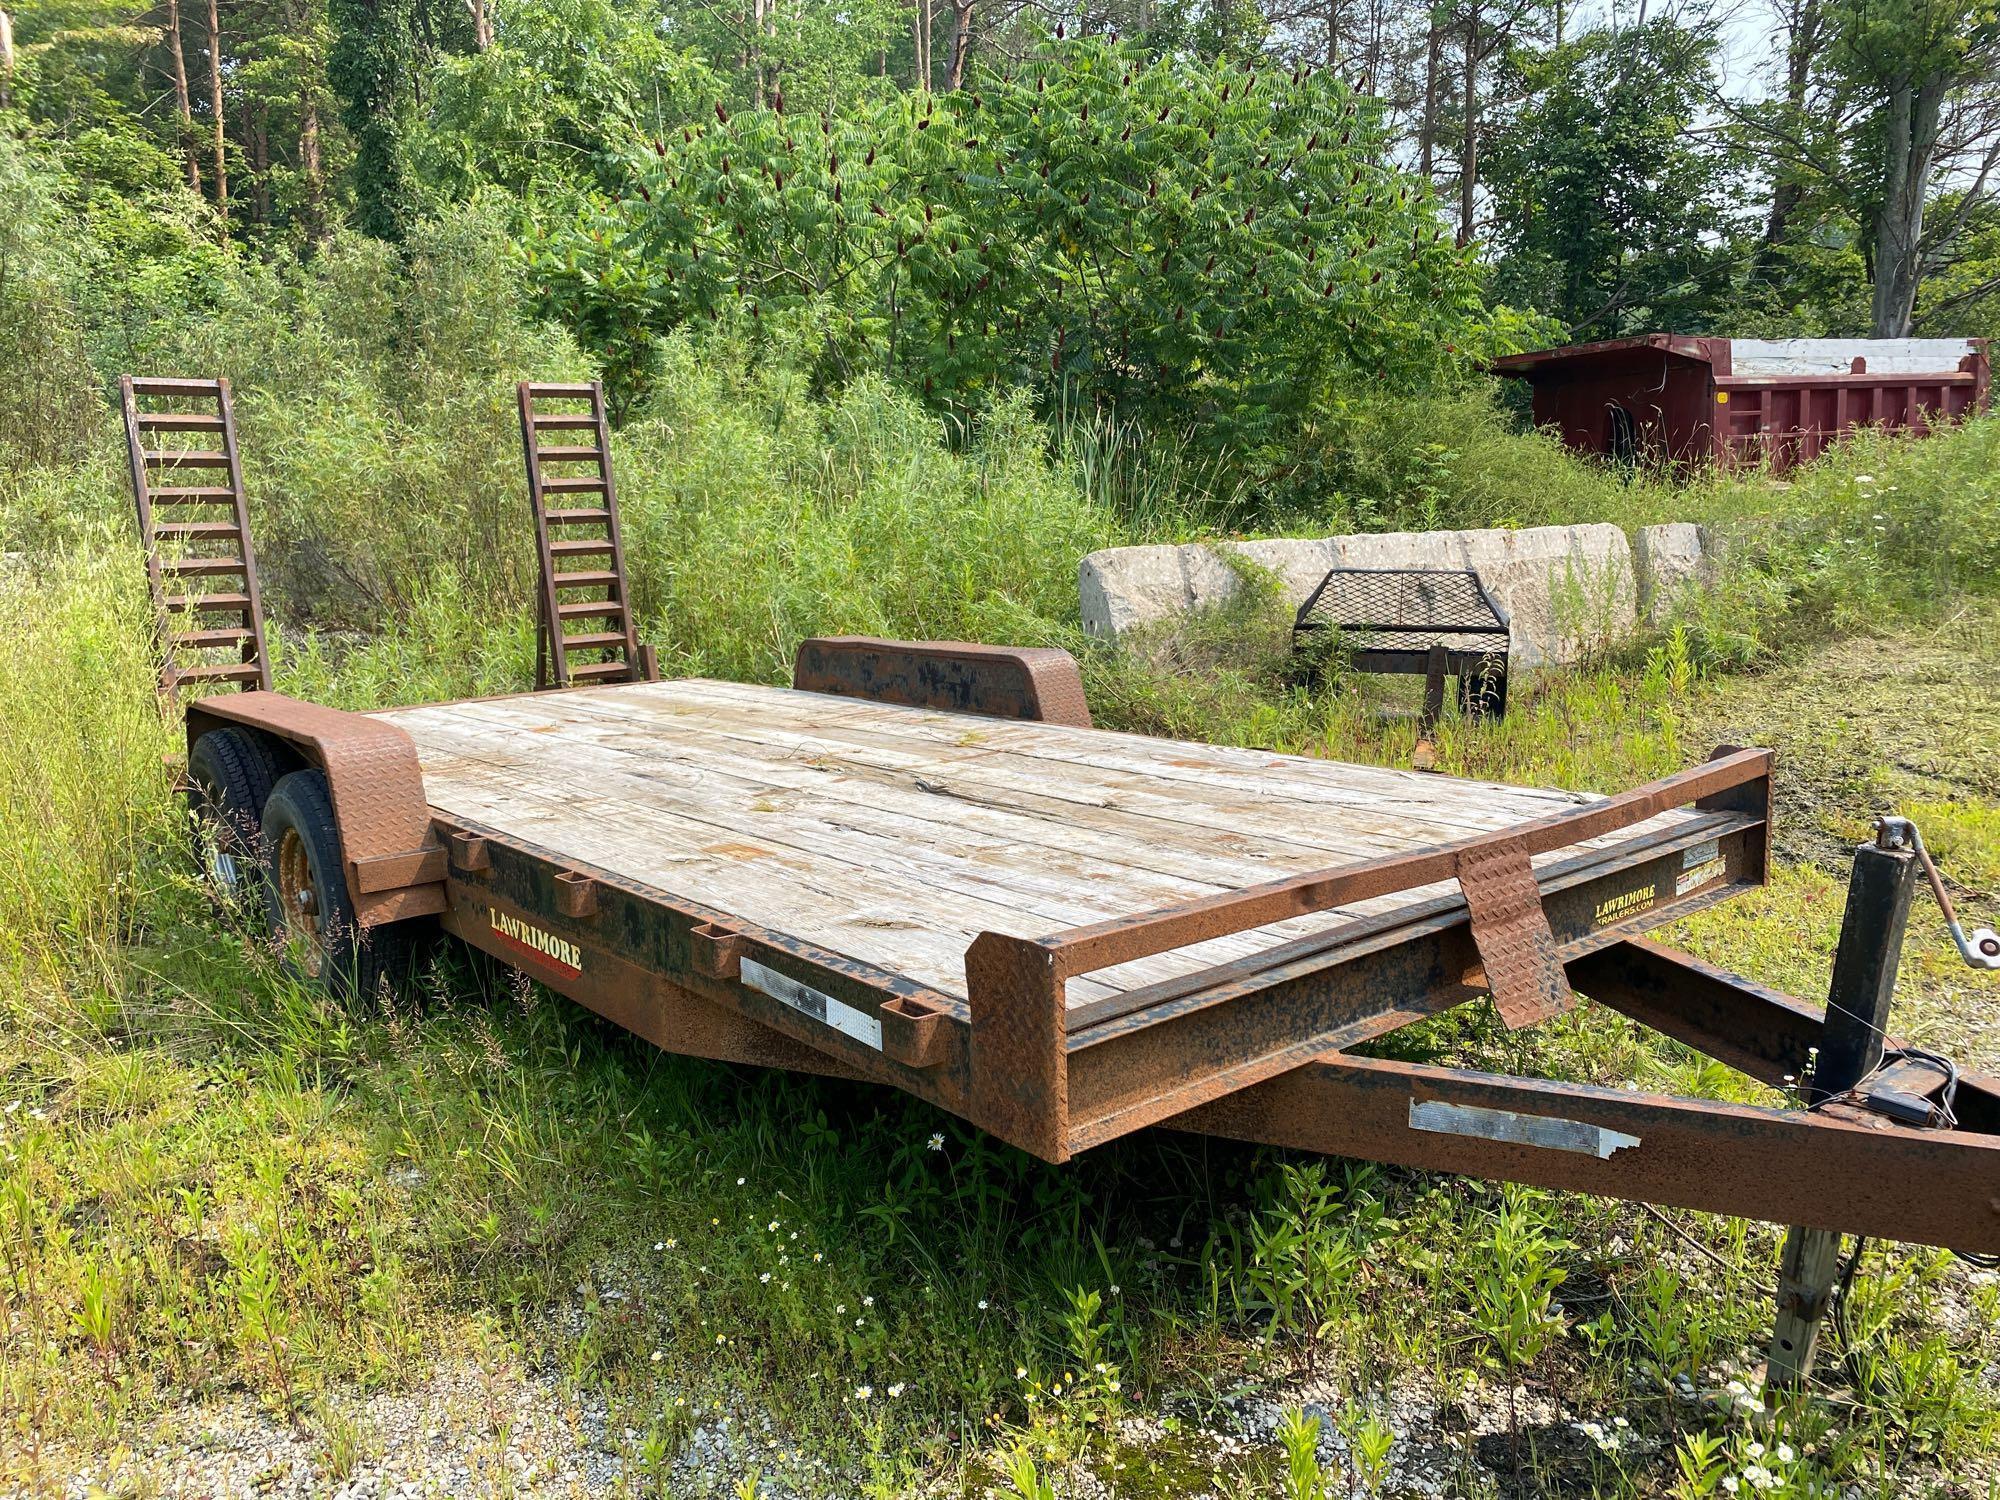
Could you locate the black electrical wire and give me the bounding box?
[1810,1051,2000,1271]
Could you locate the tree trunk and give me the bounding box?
[946,0,974,88]
[1418,18,1440,177]
[1464,7,1480,245]
[1757,0,1819,257]
[250,103,270,225]
[1870,79,1943,336]
[166,0,201,192]
[914,0,931,92]
[0,8,14,112]
[1324,0,1340,69]
[463,0,490,48]
[203,0,227,235]
[300,90,324,240]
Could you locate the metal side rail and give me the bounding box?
[963,746,1774,1160]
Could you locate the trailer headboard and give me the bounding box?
[792,637,1092,728]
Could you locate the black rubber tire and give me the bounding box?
[260,768,432,1003]
[188,728,285,911]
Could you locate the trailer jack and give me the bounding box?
[1769,818,1998,1387]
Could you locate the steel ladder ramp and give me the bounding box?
[119,375,272,700]
[516,380,657,690]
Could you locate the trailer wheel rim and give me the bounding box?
[274,827,324,978]
[196,807,241,894]
[191,779,248,898]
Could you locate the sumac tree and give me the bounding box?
[524,34,1507,459]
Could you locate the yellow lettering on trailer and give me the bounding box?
[487,908,583,977]
[1593,882,1657,927]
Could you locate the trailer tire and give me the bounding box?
[260,768,432,1003]
[188,728,285,912]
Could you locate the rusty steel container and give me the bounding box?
[1491,335,1991,472]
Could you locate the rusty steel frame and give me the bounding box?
[793,636,1093,727]
[181,669,2000,1262]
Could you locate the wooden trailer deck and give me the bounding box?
[375,678,1713,1014]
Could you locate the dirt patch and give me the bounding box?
[1689,602,2000,874]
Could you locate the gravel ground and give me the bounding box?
[14,1357,628,1500]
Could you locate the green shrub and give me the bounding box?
[526,33,1520,459]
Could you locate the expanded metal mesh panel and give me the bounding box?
[1293,568,1510,654]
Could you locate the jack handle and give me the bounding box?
[1874,817,2000,971]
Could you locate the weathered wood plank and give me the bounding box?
[378,681,1705,1006]
[384,709,1362,999]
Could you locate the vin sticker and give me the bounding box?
[1680,840,1720,870]
[741,958,884,1051]
[1677,858,1727,896]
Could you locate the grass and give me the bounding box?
[2,543,1997,1496]
[2,197,1999,1497]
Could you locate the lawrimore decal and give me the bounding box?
[488,908,583,977]
[1592,882,1657,927]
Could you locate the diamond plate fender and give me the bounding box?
[793,637,1092,728]
[184,691,445,925]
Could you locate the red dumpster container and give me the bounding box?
[1491,335,1991,472]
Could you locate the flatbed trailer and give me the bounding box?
[134,376,2000,1389]
[175,638,2000,1380]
